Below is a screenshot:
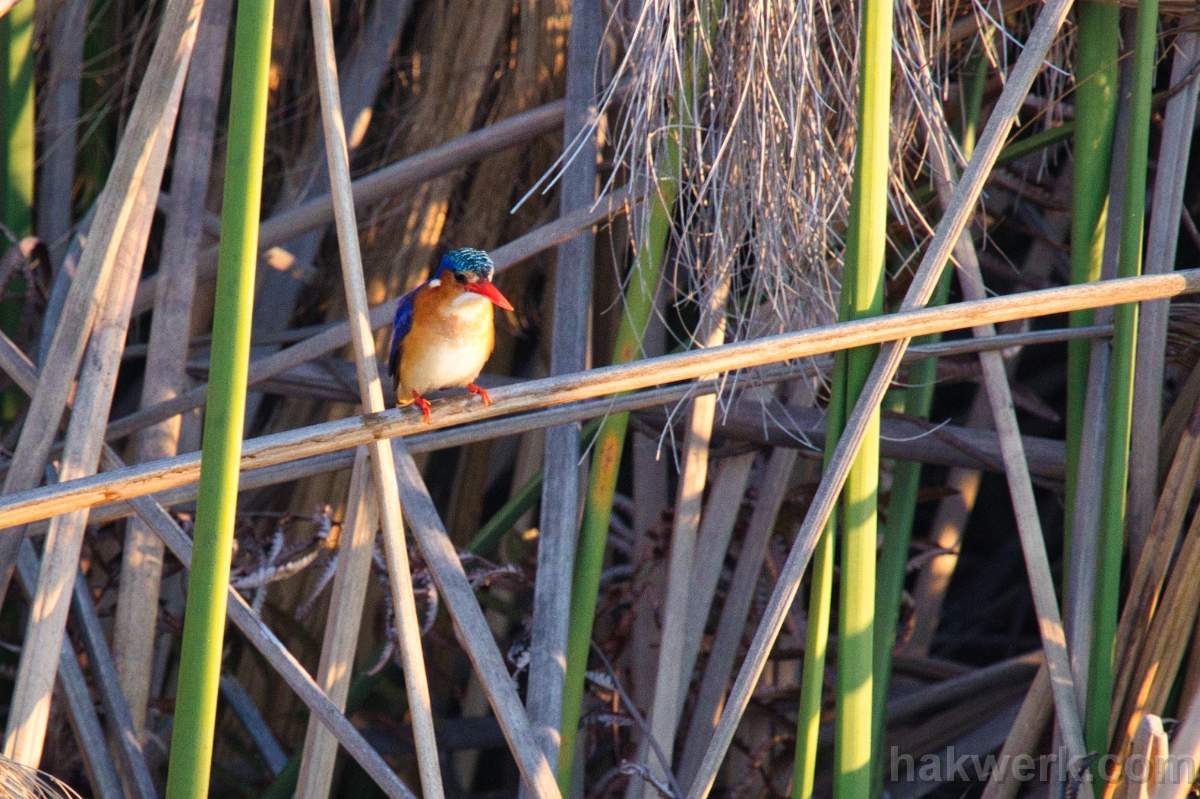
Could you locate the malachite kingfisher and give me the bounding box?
[388,248,514,423]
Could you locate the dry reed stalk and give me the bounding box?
[1125,715,1169,799]
[308,1,444,792]
[901,171,1073,660]
[7,544,125,799]
[1151,688,1200,799]
[112,0,232,735]
[388,437,563,799]
[930,148,1093,796]
[4,268,1198,533]
[113,473,420,799]
[1109,396,1200,731]
[1067,331,1109,712]
[1127,30,1200,565]
[906,10,1092,749]
[37,0,87,267]
[1106,508,1200,796]
[0,311,417,798]
[677,443,800,789]
[295,447,378,799]
[645,271,733,787]
[525,0,600,778]
[109,190,633,445]
[0,0,202,608]
[683,0,1082,791]
[678,453,757,691]
[129,99,568,316]
[67,570,158,799]
[3,121,163,766]
[38,360,1073,537]
[978,664,1053,799]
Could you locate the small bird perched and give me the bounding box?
[388,248,514,423]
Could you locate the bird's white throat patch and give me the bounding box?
[451,290,489,309]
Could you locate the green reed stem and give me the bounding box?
[1065,1,1119,560]
[794,1,892,795]
[1087,0,1157,764]
[869,42,988,795]
[1,0,33,238]
[164,1,274,796]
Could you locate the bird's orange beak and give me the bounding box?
[467,279,514,311]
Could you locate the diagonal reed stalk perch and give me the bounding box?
[0,271,1194,533]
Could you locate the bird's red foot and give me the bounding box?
[466,382,493,408]
[412,391,433,423]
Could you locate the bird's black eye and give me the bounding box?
[454,272,468,284]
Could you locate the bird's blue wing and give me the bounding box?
[388,285,420,380]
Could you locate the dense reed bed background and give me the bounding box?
[5,0,1200,798]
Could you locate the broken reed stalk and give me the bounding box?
[524,0,599,783]
[684,0,1081,793]
[113,0,232,734]
[164,0,273,793]
[1090,0,1160,765]
[306,1,445,794]
[1065,0,1119,553]
[0,0,203,613]
[1,269,1197,533]
[827,0,892,789]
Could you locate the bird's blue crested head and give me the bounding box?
[440,248,495,281]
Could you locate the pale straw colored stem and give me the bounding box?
[646,272,732,784]
[389,437,563,799]
[308,0,443,794]
[524,0,600,781]
[4,135,161,766]
[295,448,379,799]
[1127,30,1200,565]
[113,0,232,733]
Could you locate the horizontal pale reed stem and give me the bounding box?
[2,268,1196,530]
